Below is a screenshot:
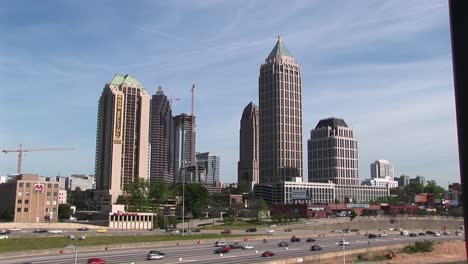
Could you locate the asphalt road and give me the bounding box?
[0,232,462,264]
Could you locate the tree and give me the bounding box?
[1,205,14,221]
[177,183,211,218]
[148,180,173,211]
[58,203,72,220]
[251,199,269,222]
[404,182,424,203]
[424,180,446,200]
[349,210,357,221]
[123,178,150,212]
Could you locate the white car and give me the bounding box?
[379,232,388,237]
[266,229,275,233]
[338,240,350,246]
[48,230,64,234]
[434,232,441,237]
[147,250,165,260]
[215,241,228,247]
[0,235,8,240]
[242,244,254,249]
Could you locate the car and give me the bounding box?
[379,232,387,237]
[306,238,316,242]
[409,233,417,237]
[284,228,292,232]
[368,233,377,239]
[242,244,254,250]
[78,227,89,231]
[229,243,244,249]
[0,230,9,235]
[214,247,231,254]
[443,230,451,235]
[87,258,106,264]
[7,228,21,232]
[191,228,201,232]
[96,229,108,233]
[179,229,188,233]
[48,230,63,234]
[266,229,275,233]
[434,232,441,237]
[33,229,48,233]
[221,230,231,235]
[278,241,289,247]
[400,230,409,236]
[418,232,426,236]
[169,230,180,235]
[269,224,277,228]
[426,230,435,235]
[215,241,228,247]
[246,227,257,232]
[290,236,300,242]
[147,250,165,260]
[0,235,8,240]
[338,240,350,246]
[351,229,359,232]
[261,251,275,257]
[310,244,322,251]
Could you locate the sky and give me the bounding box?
[0,0,459,188]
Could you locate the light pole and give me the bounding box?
[342,232,346,264]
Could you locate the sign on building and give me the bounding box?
[291,189,308,200]
[34,184,44,193]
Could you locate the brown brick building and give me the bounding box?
[0,174,60,223]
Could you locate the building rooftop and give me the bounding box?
[266,35,293,60]
[315,117,348,129]
[109,74,143,88]
[242,102,259,119]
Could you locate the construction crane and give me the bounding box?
[2,144,74,175]
[168,96,180,107]
[190,83,195,166]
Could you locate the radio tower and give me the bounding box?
[190,83,195,166]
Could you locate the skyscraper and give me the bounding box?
[173,113,196,183]
[196,152,220,184]
[307,118,359,186]
[95,74,150,203]
[149,87,174,185]
[238,102,259,191]
[370,160,394,179]
[259,35,303,184]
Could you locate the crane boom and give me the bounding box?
[2,144,74,174]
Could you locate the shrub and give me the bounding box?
[403,241,434,254]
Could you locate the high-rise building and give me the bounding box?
[412,175,426,187]
[370,160,394,179]
[94,74,150,203]
[65,174,95,191]
[259,35,303,184]
[173,113,196,183]
[196,152,220,184]
[238,102,260,192]
[149,87,175,185]
[397,175,410,187]
[307,118,359,186]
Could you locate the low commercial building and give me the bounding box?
[254,181,389,204]
[0,174,60,223]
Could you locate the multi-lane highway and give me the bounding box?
[0,232,462,264]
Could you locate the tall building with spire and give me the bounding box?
[173,113,196,183]
[259,35,303,184]
[95,74,150,203]
[238,102,259,191]
[149,87,174,185]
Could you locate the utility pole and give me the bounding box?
[189,84,195,166]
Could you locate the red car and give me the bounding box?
[220,230,231,234]
[87,258,106,264]
[306,238,316,242]
[215,246,231,254]
[262,251,275,257]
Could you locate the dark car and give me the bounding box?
[278,241,289,247]
[191,228,201,232]
[284,228,292,232]
[368,233,377,239]
[306,238,316,242]
[290,236,300,242]
[246,227,257,232]
[426,230,435,235]
[418,232,426,236]
[311,245,323,251]
[33,229,48,233]
[261,251,275,257]
[87,258,106,264]
[78,227,89,231]
[214,247,231,254]
[409,233,417,237]
[229,243,244,249]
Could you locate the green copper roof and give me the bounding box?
[266,35,293,60]
[109,74,143,88]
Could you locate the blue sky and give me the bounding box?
[0,1,459,187]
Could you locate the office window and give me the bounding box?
[26,183,30,188]
[47,183,52,188]
[47,192,51,196]
[17,199,22,204]
[54,184,58,188]
[46,201,51,205]
[25,192,30,196]
[16,208,21,212]
[24,207,29,213]
[25,200,29,204]
[19,183,24,187]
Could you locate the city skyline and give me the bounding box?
[0,1,459,187]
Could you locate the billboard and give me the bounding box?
[291,189,308,200]
[415,194,428,203]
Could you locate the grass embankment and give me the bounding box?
[200,219,301,230]
[0,234,248,253]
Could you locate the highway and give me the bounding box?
[0,232,462,264]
